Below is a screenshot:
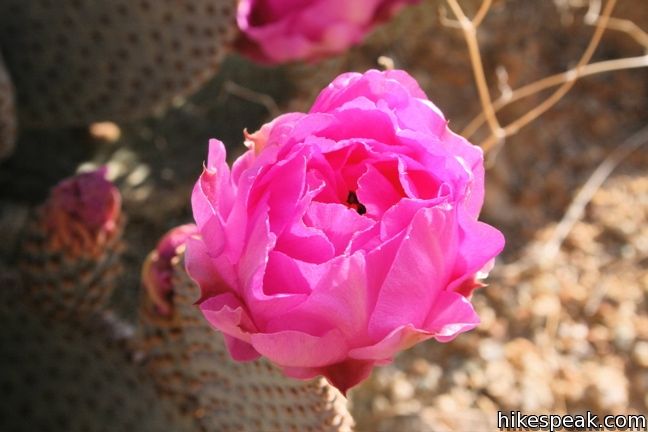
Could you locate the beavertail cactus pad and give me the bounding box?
[19,169,124,320]
[139,227,354,431]
[0,0,238,127]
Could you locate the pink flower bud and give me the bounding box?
[142,224,199,317]
[43,168,121,252]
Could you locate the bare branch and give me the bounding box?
[445,0,504,142]
[479,0,618,152]
[437,5,462,29]
[588,17,648,50]
[473,0,493,28]
[218,80,281,119]
[462,55,648,138]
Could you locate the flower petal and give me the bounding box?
[200,293,260,361]
[448,211,506,295]
[367,206,459,340]
[304,202,374,255]
[349,324,433,361]
[222,334,261,362]
[192,139,234,228]
[185,236,235,298]
[263,253,370,341]
[250,329,348,368]
[423,290,480,342]
[356,161,404,217]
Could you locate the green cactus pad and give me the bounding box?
[137,255,355,432]
[0,0,238,127]
[0,280,194,432]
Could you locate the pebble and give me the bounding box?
[633,342,648,368]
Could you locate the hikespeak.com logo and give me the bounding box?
[497,410,647,431]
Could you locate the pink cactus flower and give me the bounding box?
[142,224,199,317]
[187,69,505,393]
[236,0,421,63]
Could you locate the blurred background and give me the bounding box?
[0,0,646,431]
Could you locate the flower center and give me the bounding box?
[346,191,366,215]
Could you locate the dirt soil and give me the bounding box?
[1,1,646,431]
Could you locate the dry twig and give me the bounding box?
[461,55,648,139]
[443,0,504,142]
[479,0,618,151]
[217,80,281,118]
[589,16,648,48]
[472,0,493,28]
[443,0,648,153]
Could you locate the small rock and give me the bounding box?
[390,378,415,402]
[479,338,505,361]
[633,341,648,368]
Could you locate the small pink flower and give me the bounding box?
[187,69,504,393]
[236,0,421,63]
[142,224,199,316]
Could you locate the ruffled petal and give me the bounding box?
[200,293,260,361]
[442,130,486,216]
[349,324,432,361]
[275,219,335,264]
[367,206,459,340]
[304,202,374,254]
[321,104,399,144]
[356,161,404,217]
[251,329,348,368]
[349,290,479,360]
[447,211,506,295]
[423,290,480,342]
[262,253,370,341]
[222,334,261,361]
[192,140,234,228]
[312,69,422,114]
[185,236,235,298]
